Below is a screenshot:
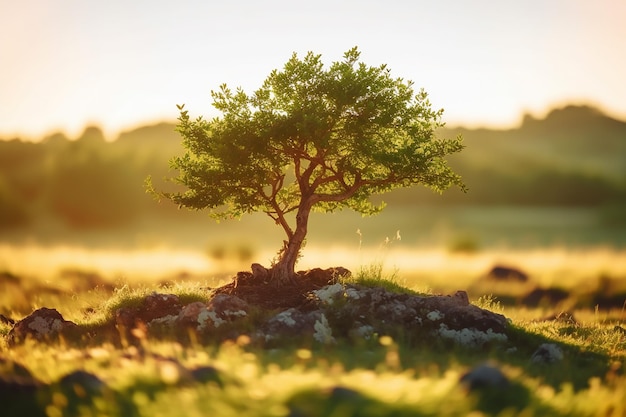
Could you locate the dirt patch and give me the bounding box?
[213,267,349,310]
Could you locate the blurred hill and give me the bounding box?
[387,104,626,207]
[1,104,625,234]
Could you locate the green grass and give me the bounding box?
[1,268,625,416]
[341,263,422,296]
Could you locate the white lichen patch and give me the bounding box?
[345,287,364,300]
[437,325,507,348]
[273,310,297,326]
[313,283,344,305]
[223,310,247,319]
[313,314,335,344]
[426,310,444,321]
[197,309,225,330]
[28,317,63,335]
[350,324,375,340]
[531,343,564,363]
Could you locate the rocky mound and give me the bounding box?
[6,267,509,350]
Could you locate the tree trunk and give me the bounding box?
[270,200,312,285]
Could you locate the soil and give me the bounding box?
[213,267,347,310]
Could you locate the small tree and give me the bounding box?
[150,47,465,285]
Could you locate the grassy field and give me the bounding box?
[1,251,626,416]
[1,205,625,416]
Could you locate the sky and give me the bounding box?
[1,0,625,140]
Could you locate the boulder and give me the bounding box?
[315,285,508,335]
[259,308,326,343]
[173,294,249,332]
[460,363,509,390]
[531,343,564,364]
[115,292,181,330]
[522,287,569,307]
[7,308,78,345]
[486,265,529,282]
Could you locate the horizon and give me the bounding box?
[2,1,625,140]
[1,101,622,143]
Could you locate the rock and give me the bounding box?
[0,358,46,416]
[142,293,181,319]
[460,363,509,390]
[486,265,529,282]
[7,308,79,345]
[613,325,626,335]
[287,385,381,417]
[58,370,106,396]
[190,366,223,386]
[115,292,181,330]
[0,357,44,391]
[592,292,626,310]
[459,363,531,414]
[147,294,250,334]
[176,302,209,329]
[206,294,249,320]
[531,343,564,364]
[260,308,325,343]
[335,286,508,334]
[305,284,509,347]
[522,287,569,307]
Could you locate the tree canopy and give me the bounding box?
[152,47,465,283]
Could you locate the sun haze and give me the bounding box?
[1,0,625,139]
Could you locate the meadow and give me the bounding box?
[1,206,626,416]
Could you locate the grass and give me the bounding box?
[342,263,423,296]
[3,329,625,416]
[1,258,626,416]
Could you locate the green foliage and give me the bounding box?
[153,47,465,278]
[164,48,464,219]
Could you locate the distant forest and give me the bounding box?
[1,104,625,230]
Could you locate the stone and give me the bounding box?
[0,357,44,390]
[522,287,569,308]
[190,366,223,386]
[531,343,564,364]
[486,265,529,282]
[115,293,181,330]
[58,370,106,396]
[206,294,249,319]
[460,363,509,390]
[166,294,249,333]
[7,308,78,345]
[260,308,324,342]
[176,302,209,328]
[142,293,181,320]
[333,285,508,334]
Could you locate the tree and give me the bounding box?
[150,47,465,285]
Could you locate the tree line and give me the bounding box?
[1,105,625,230]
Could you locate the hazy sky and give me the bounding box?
[1,0,625,139]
